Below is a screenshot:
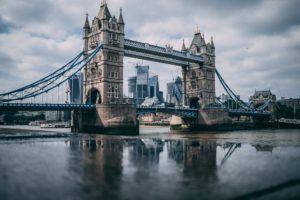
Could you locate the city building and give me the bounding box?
[218,93,230,103]
[166,76,183,105]
[128,65,163,105]
[278,98,300,109]
[249,90,276,105]
[68,73,84,104]
[249,90,276,111]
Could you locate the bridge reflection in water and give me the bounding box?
[67,135,300,200]
[1,130,300,200]
[68,136,222,199]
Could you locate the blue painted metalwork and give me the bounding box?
[124,39,204,66]
[136,106,198,118]
[0,43,103,103]
[0,103,95,111]
[215,69,251,111]
[228,109,271,117]
[215,69,273,116]
[0,102,272,118]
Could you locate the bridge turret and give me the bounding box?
[83,13,90,55]
[181,39,187,52]
[98,0,111,36]
[118,8,125,34]
[98,0,111,20]
[210,36,215,67]
[211,36,215,49]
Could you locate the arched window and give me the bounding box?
[191,71,196,79]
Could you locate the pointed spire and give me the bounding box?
[98,0,111,20]
[181,39,187,52]
[202,33,206,42]
[211,36,215,49]
[118,8,124,24]
[100,0,106,6]
[195,25,201,35]
[83,12,90,29]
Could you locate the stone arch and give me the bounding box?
[189,97,200,108]
[86,88,101,104]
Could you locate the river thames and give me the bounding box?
[0,126,300,200]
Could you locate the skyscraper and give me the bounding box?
[166,76,183,105]
[68,73,83,104]
[128,65,163,105]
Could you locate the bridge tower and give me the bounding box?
[176,29,231,129]
[83,1,124,104]
[72,1,138,133]
[182,29,216,109]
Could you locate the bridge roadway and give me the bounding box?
[0,103,198,118]
[0,103,96,111]
[228,109,271,117]
[0,103,271,118]
[124,39,204,66]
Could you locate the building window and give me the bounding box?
[114,34,118,41]
[115,85,119,98]
[191,81,196,89]
[192,71,196,79]
[108,85,111,97]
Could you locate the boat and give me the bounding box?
[40,122,70,128]
[29,120,45,126]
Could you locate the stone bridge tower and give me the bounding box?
[181,29,216,109]
[83,1,124,104]
[72,1,138,134]
[174,29,230,128]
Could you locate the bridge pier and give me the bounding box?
[71,104,139,134]
[170,108,232,131]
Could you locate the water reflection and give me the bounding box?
[64,136,300,199]
[66,137,244,199]
[1,131,300,200]
[69,137,124,199]
[219,143,241,165]
[167,140,218,181]
[129,139,164,163]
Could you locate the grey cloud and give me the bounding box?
[234,0,300,36]
[1,0,54,26]
[0,0,299,99]
[0,16,14,33]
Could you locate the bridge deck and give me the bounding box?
[228,109,271,117]
[137,106,198,118]
[124,39,204,66]
[0,103,271,118]
[0,103,95,111]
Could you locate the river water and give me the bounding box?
[0,126,300,200]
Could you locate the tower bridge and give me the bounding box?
[0,1,272,133]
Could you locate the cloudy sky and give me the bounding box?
[0,0,300,101]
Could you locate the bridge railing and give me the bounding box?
[124,39,204,65]
[0,103,96,111]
